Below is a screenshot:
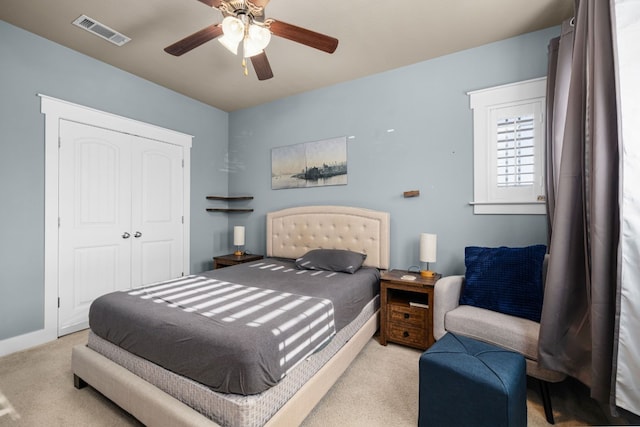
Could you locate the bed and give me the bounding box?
[72,205,390,426]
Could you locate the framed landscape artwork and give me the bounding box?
[271,136,348,190]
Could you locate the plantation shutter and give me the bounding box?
[496,114,535,187]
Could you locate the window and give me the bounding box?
[496,113,535,187]
[468,78,546,214]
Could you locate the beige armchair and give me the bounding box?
[433,256,565,424]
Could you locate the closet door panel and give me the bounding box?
[130,138,184,287]
[58,120,132,336]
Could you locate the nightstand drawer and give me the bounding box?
[387,323,427,348]
[388,303,426,327]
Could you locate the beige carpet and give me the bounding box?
[0,330,624,427]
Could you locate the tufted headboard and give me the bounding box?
[266,205,390,269]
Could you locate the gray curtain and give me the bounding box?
[545,19,575,242]
[539,0,619,405]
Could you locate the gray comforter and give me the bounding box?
[89,258,379,395]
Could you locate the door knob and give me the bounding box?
[122,232,131,239]
[134,231,142,238]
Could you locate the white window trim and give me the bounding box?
[468,77,547,215]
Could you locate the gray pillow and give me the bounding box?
[295,249,367,274]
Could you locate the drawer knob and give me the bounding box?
[404,313,410,319]
[403,331,410,338]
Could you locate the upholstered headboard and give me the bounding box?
[266,205,390,269]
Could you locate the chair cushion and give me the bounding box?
[459,245,546,322]
[444,305,540,361]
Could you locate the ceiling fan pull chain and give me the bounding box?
[242,57,248,76]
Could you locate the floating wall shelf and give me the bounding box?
[206,196,254,213]
[206,208,254,212]
[206,196,254,201]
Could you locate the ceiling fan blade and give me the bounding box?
[251,52,274,80]
[197,0,223,7]
[269,20,338,54]
[164,24,223,56]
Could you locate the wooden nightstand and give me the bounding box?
[379,270,441,350]
[213,253,264,269]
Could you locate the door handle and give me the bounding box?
[134,231,142,238]
[122,232,131,239]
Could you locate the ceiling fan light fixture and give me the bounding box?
[219,15,244,54]
[243,24,271,57]
[249,24,271,50]
[221,15,245,38]
[243,39,262,58]
[219,34,240,54]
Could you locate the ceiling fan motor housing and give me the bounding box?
[220,0,265,22]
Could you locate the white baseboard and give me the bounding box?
[58,321,88,338]
[0,328,57,357]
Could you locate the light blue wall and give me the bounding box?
[0,21,229,340]
[0,19,558,343]
[228,27,558,275]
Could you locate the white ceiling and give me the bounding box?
[1,0,573,112]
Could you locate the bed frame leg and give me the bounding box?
[74,374,88,389]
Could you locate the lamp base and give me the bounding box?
[234,250,244,256]
[420,270,436,278]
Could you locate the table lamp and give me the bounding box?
[420,233,437,277]
[233,226,245,256]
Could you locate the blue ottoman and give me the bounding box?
[418,333,526,427]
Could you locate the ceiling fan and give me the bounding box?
[164,0,339,80]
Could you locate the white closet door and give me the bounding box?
[58,121,185,336]
[130,138,184,287]
[58,120,132,336]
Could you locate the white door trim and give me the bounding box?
[36,94,192,351]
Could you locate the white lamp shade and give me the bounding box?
[221,16,244,39]
[419,233,437,263]
[243,38,263,59]
[233,226,245,246]
[243,24,271,57]
[219,35,241,55]
[219,16,244,55]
